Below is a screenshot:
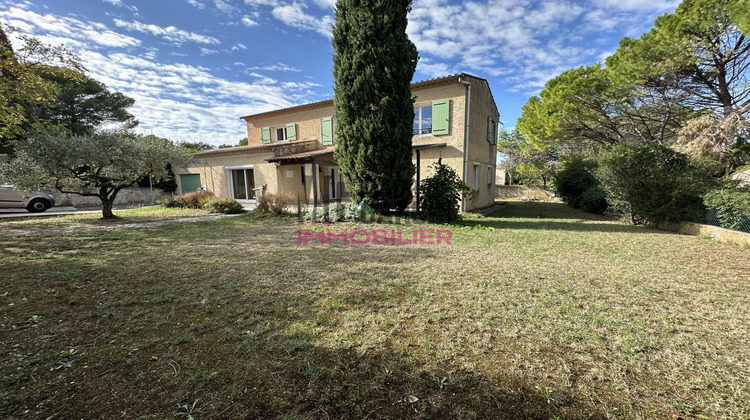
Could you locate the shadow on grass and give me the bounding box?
[0,222,609,419]
[465,201,672,235]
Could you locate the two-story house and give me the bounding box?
[174,73,499,211]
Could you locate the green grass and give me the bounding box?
[0,202,748,419]
[0,206,211,232]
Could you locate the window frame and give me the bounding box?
[225,165,256,202]
[413,105,433,136]
[487,165,493,186]
[276,127,288,142]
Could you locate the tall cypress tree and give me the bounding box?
[332,0,418,213]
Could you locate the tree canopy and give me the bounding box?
[0,131,190,219]
[32,66,138,135]
[332,0,418,213]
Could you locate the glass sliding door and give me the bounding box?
[229,168,255,200]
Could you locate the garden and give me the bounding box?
[1,201,748,419]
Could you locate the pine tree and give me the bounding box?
[332,0,418,213]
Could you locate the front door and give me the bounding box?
[180,174,201,194]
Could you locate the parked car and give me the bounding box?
[0,184,55,212]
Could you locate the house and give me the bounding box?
[173,73,499,211]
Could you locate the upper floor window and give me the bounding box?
[276,127,289,141]
[413,106,432,135]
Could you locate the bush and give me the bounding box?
[158,195,181,208]
[579,186,608,214]
[597,145,718,226]
[204,198,244,214]
[159,190,216,209]
[257,192,294,215]
[554,155,606,212]
[419,162,472,224]
[304,202,358,223]
[703,187,750,232]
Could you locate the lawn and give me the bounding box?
[0,202,748,419]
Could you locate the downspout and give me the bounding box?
[459,77,471,213]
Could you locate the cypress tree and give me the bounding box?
[332,0,418,213]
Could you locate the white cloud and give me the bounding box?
[102,0,139,12]
[244,0,280,7]
[0,6,140,48]
[272,3,334,38]
[598,0,680,11]
[186,0,205,8]
[249,62,301,72]
[113,19,220,45]
[241,16,258,27]
[213,0,238,14]
[232,43,247,50]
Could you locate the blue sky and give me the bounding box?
[1,0,680,146]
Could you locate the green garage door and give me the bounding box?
[180,174,201,194]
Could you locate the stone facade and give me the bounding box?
[173,73,499,211]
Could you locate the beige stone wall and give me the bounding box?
[204,77,500,211]
[411,83,467,209]
[246,106,335,148]
[660,221,750,248]
[173,152,276,200]
[466,77,499,210]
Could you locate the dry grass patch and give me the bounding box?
[0,203,748,419]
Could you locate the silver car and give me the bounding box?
[0,184,56,212]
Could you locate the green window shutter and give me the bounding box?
[432,99,450,135]
[321,117,333,146]
[286,123,297,141]
[261,127,271,144]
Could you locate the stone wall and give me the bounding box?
[54,187,171,207]
[659,221,750,248]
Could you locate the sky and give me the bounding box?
[1,0,681,147]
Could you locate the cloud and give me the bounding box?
[186,0,205,8]
[113,19,220,45]
[232,43,247,50]
[241,16,258,27]
[249,62,301,72]
[272,3,334,38]
[0,6,141,48]
[102,0,139,12]
[406,0,678,93]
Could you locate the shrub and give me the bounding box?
[159,190,216,209]
[304,202,358,223]
[703,187,750,232]
[554,155,605,212]
[597,145,718,226]
[419,162,472,224]
[579,186,608,214]
[257,192,294,215]
[158,195,181,208]
[204,198,244,214]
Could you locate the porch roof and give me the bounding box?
[264,142,447,165]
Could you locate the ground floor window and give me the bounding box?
[230,168,255,200]
[473,163,481,192]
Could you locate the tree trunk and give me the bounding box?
[99,195,116,219]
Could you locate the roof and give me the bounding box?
[192,140,317,157]
[265,148,334,163]
[240,73,494,121]
[265,142,448,164]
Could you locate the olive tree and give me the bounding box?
[1,131,190,219]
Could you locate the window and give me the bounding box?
[275,123,297,142]
[276,127,287,141]
[228,167,255,200]
[301,165,306,185]
[413,106,432,135]
[487,165,493,185]
[473,163,481,192]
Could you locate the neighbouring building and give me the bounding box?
[173,73,499,211]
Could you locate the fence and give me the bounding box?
[703,207,750,234]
